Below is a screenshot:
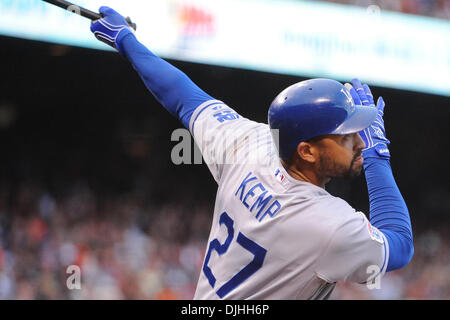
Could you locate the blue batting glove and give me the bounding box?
[90,6,134,55]
[345,78,390,159]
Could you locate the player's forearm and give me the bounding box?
[120,33,213,128]
[364,157,414,271]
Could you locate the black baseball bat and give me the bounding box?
[41,0,137,30]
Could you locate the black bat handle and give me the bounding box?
[43,0,101,20]
[42,0,136,30]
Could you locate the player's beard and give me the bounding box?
[317,150,363,179]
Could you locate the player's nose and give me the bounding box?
[355,133,366,150]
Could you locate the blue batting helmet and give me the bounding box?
[268,78,377,160]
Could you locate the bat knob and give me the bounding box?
[126,17,137,31]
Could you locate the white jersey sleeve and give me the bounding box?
[316,205,389,284]
[189,100,270,183]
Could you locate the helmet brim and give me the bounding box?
[331,104,378,135]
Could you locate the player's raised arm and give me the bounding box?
[90,6,263,184]
[90,6,214,128]
[346,79,414,271]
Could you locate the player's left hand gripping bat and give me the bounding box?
[41,0,137,31]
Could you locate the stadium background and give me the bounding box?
[0,0,449,299]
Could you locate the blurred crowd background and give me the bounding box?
[320,0,450,19]
[0,0,449,300]
[0,184,449,299]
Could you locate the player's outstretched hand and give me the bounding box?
[90,6,134,55]
[345,78,391,159]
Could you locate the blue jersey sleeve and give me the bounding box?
[120,33,214,128]
[364,157,414,271]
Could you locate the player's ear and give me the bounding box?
[296,141,317,163]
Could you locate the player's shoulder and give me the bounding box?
[269,190,362,262]
[189,99,260,132]
[330,196,367,225]
[293,185,356,218]
[313,195,381,254]
[302,191,366,236]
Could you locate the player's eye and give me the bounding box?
[340,134,353,145]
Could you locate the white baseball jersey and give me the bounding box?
[190,100,389,300]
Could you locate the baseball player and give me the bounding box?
[90,7,414,299]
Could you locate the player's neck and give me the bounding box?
[281,159,327,188]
